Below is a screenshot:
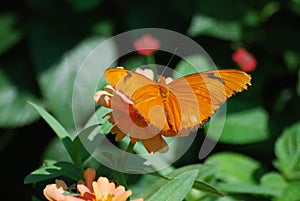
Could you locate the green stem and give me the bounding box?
[113,170,127,187]
[126,141,135,153]
[146,54,158,80]
[113,142,135,187]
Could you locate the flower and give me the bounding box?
[94,67,170,153]
[43,168,143,201]
[232,48,257,72]
[133,34,160,56]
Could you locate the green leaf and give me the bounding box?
[42,138,73,163]
[136,164,223,199]
[173,54,213,78]
[24,161,82,184]
[28,102,72,154]
[167,164,224,197]
[84,106,113,134]
[290,0,300,16]
[148,170,199,201]
[217,183,277,196]
[284,50,300,72]
[166,164,223,196]
[38,37,117,131]
[187,14,241,41]
[193,180,224,197]
[260,172,287,197]
[279,181,300,201]
[207,107,269,144]
[274,122,300,180]
[0,70,41,128]
[0,13,22,54]
[69,125,100,166]
[205,152,263,184]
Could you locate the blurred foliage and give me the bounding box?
[1,0,300,200]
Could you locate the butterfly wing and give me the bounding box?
[105,67,169,130]
[167,69,251,132]
[105,67,154,97]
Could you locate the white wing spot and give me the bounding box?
[190,115,197,123]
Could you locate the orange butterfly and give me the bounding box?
[105,67,251,136]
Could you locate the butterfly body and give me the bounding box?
[105,67,251,136]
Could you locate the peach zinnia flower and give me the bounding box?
[232,48,257,72]
[43,168,143,201]
[94,67,171,153]
[133,34,160,56]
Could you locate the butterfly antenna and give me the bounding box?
[162,46,178,75]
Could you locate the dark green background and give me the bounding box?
[1,0,300,200]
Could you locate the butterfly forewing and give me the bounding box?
[167,69,251,131]
[105,68,154,97]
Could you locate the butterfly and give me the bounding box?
[105,67,251,136]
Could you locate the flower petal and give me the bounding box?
[134,34,160,56]
[142,135,169,153]
[108,182,116,194]
[131,198,144,201]
[43,183,66,201]
[93,177,110,199]
[83,168,96,192]
[135,68,154,80]
[114,190,132,201]
[55,179,68,191]
[94,91,112,108]
[77,183,93,199]
[165,77,174,84]
[232,48,257,72]
[113,185,126,196]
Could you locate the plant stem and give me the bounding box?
[146,54,158,80]
[126,141,135,153]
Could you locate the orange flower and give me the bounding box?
[133,34,160,56]
[43,168,143,201]
[94,67,169,153]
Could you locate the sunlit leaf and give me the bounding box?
[217,183,277,196]
[0,70,41,128]
[187,14,241,41]
[207,107,269,144]
[174,54,213,78]
[148,170,199,201]
[205,152,263,184]
[274,122,300,180]
[279,181,300,201]
[38,37,117,131]
[136,164,223,200]
[84,106,113,134]
[260,172,287,197]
